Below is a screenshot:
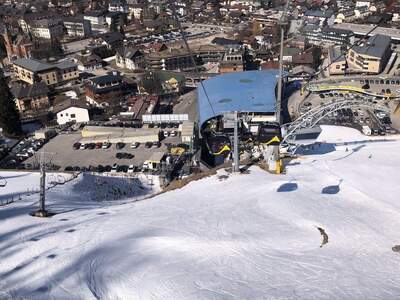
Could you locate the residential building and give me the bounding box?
[96,32,124,50]
[11,82,50,113]
[195,45,227,63]
[74,53,103,71]
[146,48,195,71]
[219,50,244,73]
[115,48,145,70]
[12,58,79,86]
[84,10,106,28]
[29,19,64,40]
[301,24,354,45]
[105,11,125,28]
[64,17,92,38]
[145,45,227,71]
[304,9,335,26]
[347,34,392,74]
[53,99,90,125]
[108,0,128,13]
[129,3,145,20]
[85,71,126,106]
[328,46,347,75]
[356,0,373,8]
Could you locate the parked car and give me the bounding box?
[116,152,134,159]
[116,142,125,150]
[128,165,136,173]
[102,142,111,149]
[131,142,140,149]
[118,165,128,172]
[111,164,118,173]
[145,141,153,148]
[95,142,103,149]
[87,143,96,150]
[80,143,87,150]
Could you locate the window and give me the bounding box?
[336,65,340,69]
[70,114,76,118]
[66,113,69,116]
[60,114,63,117]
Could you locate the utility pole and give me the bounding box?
[233,111,240,173]
[270,0,290,174]
[39,150,46,212]
[31,151,55,217]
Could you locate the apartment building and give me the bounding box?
[301,25,354,46]
[347,34,392,74]
[29,19,64,40]
[11,82,50,113]
[13,58,79,86]
[64,17,92,38]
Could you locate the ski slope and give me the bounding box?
[1,126,400,299]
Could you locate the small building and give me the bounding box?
[127,95,159,120]
[74,53,103,72]
[81,126,160,143]
[181,121,195,146]
[34,128,56,140]
[143,152,165,170]
[53,99,90,125]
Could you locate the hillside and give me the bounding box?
[1,126,400,299]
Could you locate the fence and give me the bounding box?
[0,172,80,207]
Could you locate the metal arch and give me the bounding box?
[282,99,391,144]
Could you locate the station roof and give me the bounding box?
[197,70,278,126]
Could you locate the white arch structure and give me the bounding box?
[282,98,392,144]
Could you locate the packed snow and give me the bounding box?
[1,126,400,299]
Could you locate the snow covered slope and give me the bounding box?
[1,127,400,299]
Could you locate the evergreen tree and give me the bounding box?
[0,69,22,136]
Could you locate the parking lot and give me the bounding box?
[23,132,181,171]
